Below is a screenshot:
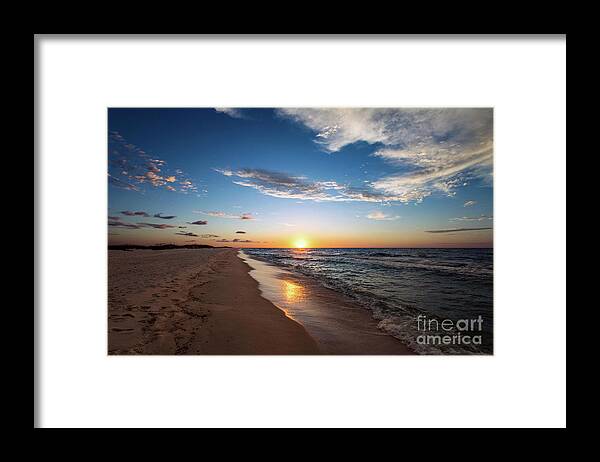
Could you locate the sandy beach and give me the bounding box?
[108,248,318,354]
[108,247,412,355]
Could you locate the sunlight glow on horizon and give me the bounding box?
[293,238,309,249]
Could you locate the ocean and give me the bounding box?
[242,248,493,354]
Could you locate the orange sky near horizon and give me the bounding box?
[108,227,493,249]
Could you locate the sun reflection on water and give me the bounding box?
[282,280,305,303]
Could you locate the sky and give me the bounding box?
[108,108,493,248]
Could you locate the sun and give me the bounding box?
[293,238,309,249]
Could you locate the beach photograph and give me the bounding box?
[108,108,493,355]
[37,34,566,429]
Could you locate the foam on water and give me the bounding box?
[242,248,493,354]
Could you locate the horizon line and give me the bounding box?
[108,244,494,249]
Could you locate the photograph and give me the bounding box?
[36,34,566,429]
[108,107,494,355]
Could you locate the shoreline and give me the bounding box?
[108,247,414,354]
[108,248,318,354]
[239,251,413,355]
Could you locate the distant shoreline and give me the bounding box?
[108,244,493,251]
[108,243,229,251]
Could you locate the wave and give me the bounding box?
[243,248,493,354]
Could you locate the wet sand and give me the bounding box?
[239,251,413,354]
[108,248,318,354]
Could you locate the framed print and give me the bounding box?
[35,35,566,428]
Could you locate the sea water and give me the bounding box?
[242,248,493,354]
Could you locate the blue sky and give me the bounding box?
[108,108,493,248]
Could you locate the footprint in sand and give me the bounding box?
[110,314,135,322]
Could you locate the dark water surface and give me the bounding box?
[243,248,493,354]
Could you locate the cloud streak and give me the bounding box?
[196,209,255,220]
[108,216,178,230]
[108,220,141,229]
[137,223,176,229]
[121,210,149,217]
[108,174,139,192]
[449,215,493,222]
[215,168,410,203]
[425,227,493,234]
[216,238,258,243]
[366,211,400,221]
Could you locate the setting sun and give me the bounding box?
[293,238,309,249]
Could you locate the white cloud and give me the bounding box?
[214,108,245,119]
[195,210,255,220]
[108,131,198,194]
[450,215,493,222]
[278,108,493,200]
[464,200,477,207]
[366,211,401,221]
[216,168,414,203]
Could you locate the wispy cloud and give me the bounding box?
[366,211,401,221]
[216,238,258,243]
[196,210,255,220]
[235,230,246,234]
[214,108,245,119]
[188,220,208,225]
[464,200,477,207]
[108,220,141,229]
[108,174,139,192]
[121,210,149,217]
[200,234,219,238]
[449,215,493,222]
[108,131,199,195]
[215,168,408,203]
[425,227,493,234]
[277,108,493,201]
[175,231,198,237]
[154,213,176,219]
[137,223,176,229]
[109,216,178,230]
